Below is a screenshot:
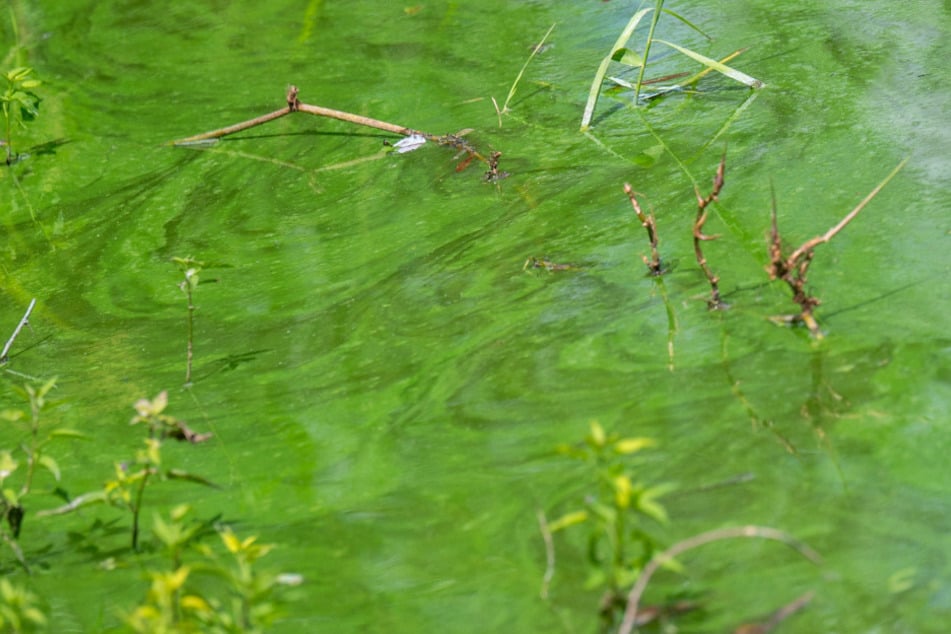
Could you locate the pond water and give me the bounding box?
[2,0,949,632]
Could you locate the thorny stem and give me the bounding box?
[694,154,726,309]
[623,184,663,275]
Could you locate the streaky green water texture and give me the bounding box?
[1,0,949,631]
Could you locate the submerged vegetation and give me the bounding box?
[0,0,930,632]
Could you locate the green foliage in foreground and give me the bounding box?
[1,66,41,164]
[124,505,299,634]
[548,422,672,622]
[0,382,298,631]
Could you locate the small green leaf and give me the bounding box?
[611,48,644,67]
[547,510,589,532]
[0,451,18,479]
[636,485,673,524]
[0,409,25,422]
[35,490,109,517]
[654,39,765,88]
[166,469,218,488]
[38,455,61,481]
[613,437,656,454]
[588,421,606,448]
[49,428,89,440]
[613,474,633,509]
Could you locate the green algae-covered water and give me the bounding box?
[2,1,949,631]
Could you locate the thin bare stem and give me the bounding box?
[786,157,909,268]
[295,102,413,136]
[169,107,292,146]
[184,282,194,385]
[733,590,815,634]
[624,184,662,274]
[1,298,36,364]
[500,23,556,115]
[537,510,556,599]
[618,525,821,634]
[633,0,665,105]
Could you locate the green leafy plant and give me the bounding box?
[125,506,299,633]
[545,423,824,633]
[0,577,46,632]
[546,421,671,626]
[40,391,214,551]
[0,379,83,570]
[1,66,41,164]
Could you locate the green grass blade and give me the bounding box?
[661,8,712,41]
[632,0,665,105]
[654,39,765,88]
[501,23,556,113]
[580,7,652,131]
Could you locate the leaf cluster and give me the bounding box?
[1,66,41,161]
[125,506,297,634]
[0,379,84,568]
[549,422,672,603]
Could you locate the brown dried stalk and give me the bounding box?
[767,158,908,336]
[169,86,503,179]
[694,153,726,309]
[623,184,663,275]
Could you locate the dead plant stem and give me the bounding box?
[618,525,821,634]
[1,298,36,364]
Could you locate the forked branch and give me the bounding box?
[767,158,908,336]
[169,86,505,181]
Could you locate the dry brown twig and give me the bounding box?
[694,153,727,309]
[624,184,663,275]
[169,86,506,181]
[766,158,908,337]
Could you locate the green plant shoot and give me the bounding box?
[548,421,672,625]
[1,66,41,164]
